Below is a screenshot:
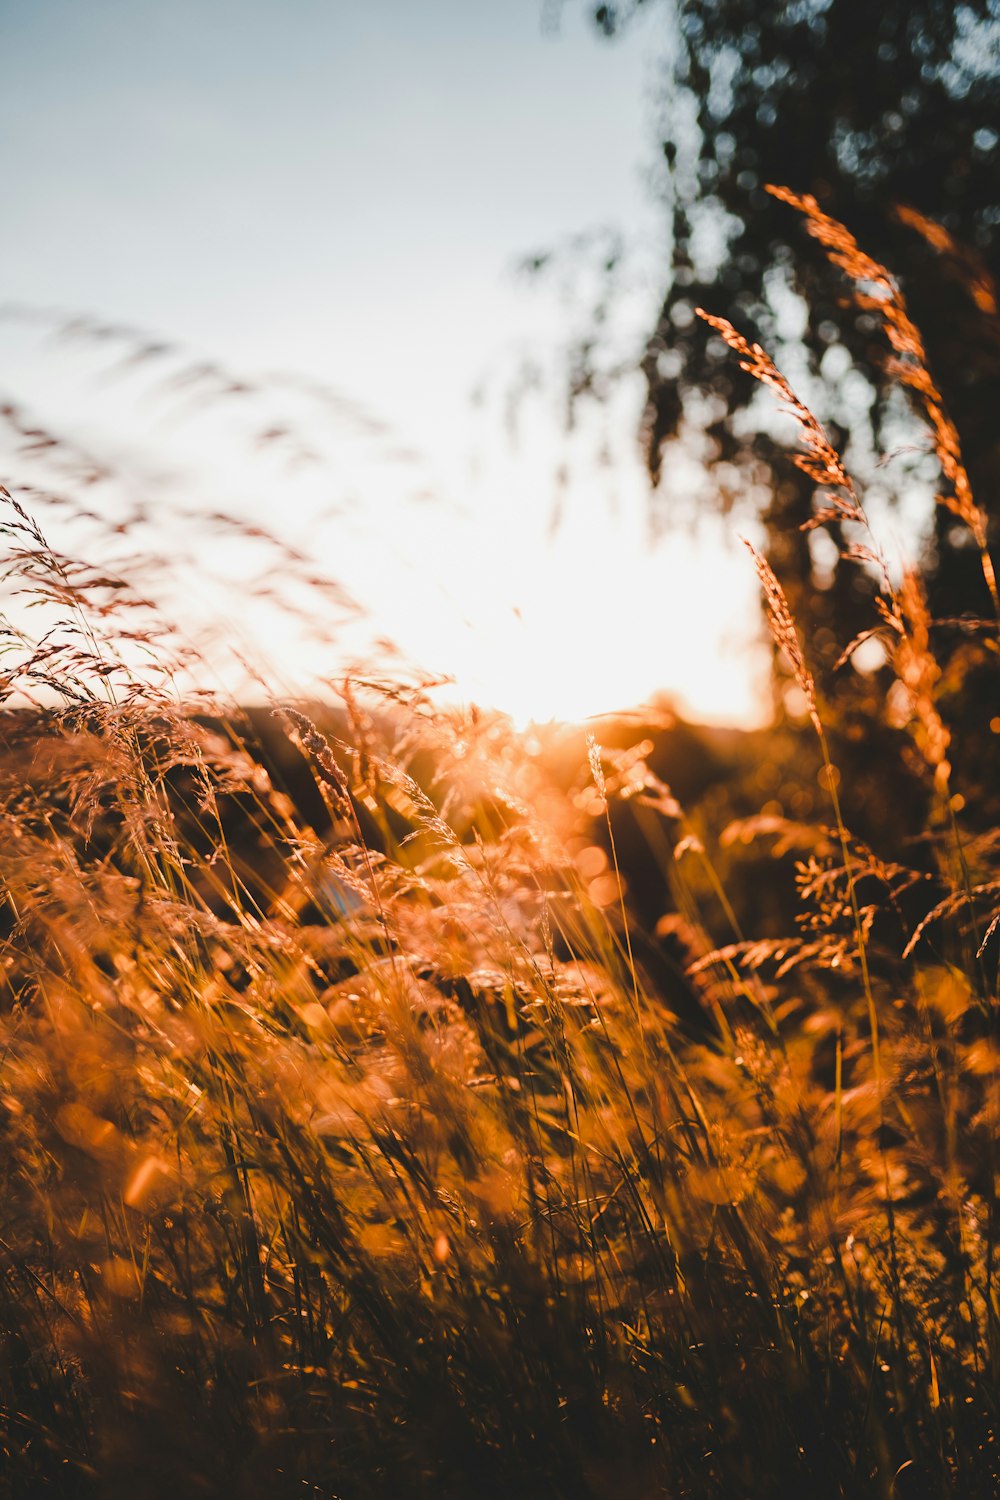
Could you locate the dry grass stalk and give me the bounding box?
[894,202,999,318]
[698,236,962,802]
[697,310,864,530]
[741,537,821,735]
[892,571,952,794]
[766,184,999,617]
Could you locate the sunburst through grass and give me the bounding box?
[0,198,999,1500]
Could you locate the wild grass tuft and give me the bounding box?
[1,200,999,1499]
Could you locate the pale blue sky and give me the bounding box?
[0,0,765,723]
[1,0,655,421]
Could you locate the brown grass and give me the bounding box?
[0,203,998,1499]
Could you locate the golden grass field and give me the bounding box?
[1,195,998,1498]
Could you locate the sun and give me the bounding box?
[372,515,769,730]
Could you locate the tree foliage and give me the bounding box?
[589,0,1000,697]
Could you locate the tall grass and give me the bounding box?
[1,199,999,1498]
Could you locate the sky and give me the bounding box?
[0,0,766,725]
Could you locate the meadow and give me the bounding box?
[0,195,998,1499]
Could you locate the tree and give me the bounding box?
[586,0,1000,711]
